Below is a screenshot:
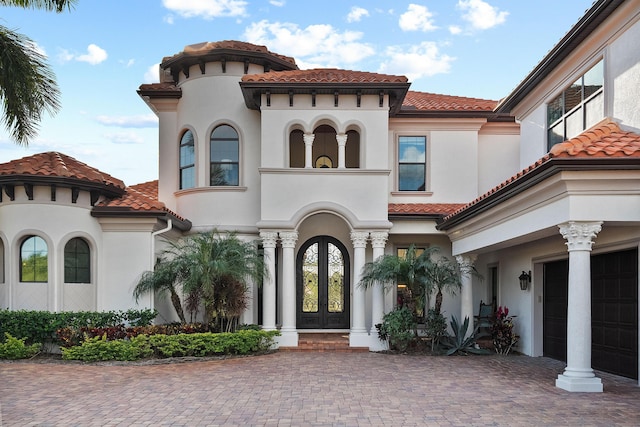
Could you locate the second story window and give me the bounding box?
[547,60,603,150]
[179,130,195,189]
[398,136,426,191]
[210,125,239,186]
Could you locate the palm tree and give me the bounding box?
[134,230,266,329]
[0,0,77,145]
[133,260,186,324]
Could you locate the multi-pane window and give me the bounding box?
[210,125,239,186]
[64,238,91,283]
[20,235,47,282]
[547,60,604,150]
[179,130,195,189]
[398,136,426,191]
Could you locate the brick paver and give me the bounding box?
[1,352,639,426]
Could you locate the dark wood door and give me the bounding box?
[296,236,350,329]
[543,249,638,379]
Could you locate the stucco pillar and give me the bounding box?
[556,221,603,393]
[350,231,369,346]
[260,231,278,331]
[303,133,314,169]
[336,134,347,169]
[279,231,298,346]
[456,254,477,338]
[370,231,389,350]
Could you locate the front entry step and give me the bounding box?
[279,333,369,353]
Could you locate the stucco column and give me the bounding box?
[260,231,278,331]
[303,133,314,169]
[279,231,299,346]
[350,231,369,346]
[370,231,388,335]
[456,254,477,338]
[556,221,603,393]
[336,133,347,169]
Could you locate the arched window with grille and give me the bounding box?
[179,130,195,189]
[20,235,48,282]
[210,125,239,186]
[64,237,91,284]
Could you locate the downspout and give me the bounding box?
[148,218,173,309]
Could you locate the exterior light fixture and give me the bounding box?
[519,270,531,291]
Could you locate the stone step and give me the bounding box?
[279,333,369,353]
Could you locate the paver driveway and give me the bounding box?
[1,352,639,426]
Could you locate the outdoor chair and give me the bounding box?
[474,300,494,336]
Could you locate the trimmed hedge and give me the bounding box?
[61,330,280,362]
[0,309,158,346]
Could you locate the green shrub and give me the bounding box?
[0,309,157,346]
[61,330,280,362]
[0,333,41,359]
[377,307,416,352]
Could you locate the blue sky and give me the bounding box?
[0,0,595,186]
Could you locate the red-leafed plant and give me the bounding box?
[491,306,518,355]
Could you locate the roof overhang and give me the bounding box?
[91,207,192,231]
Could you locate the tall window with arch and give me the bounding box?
[64,237,91,283]
[20,235,47,282]
[210,125,239,186]
[179,130,195,189]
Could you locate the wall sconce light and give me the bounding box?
[519,270,531,291]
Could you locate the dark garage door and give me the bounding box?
[543,248,638,379]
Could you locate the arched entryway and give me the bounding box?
[296,236,350,329]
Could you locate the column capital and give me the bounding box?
[350,230,369,248]
[559,221,602,251]
[279,230,298,248]
[303,133,315,145]
[370,231,388,248]
[336,133,348,147]
[259,231,278,248]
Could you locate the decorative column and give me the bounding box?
[556,221,603,392]
[259,231,278,331]
[370,231,389,350]
[350,231,369,346]
[456,254,477,339]
[279,231,299,346]
[336,134,347,169]
[303,133,314,168]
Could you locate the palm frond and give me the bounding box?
[0,0,77,12]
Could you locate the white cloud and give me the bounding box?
[243,20,375,67]
[119,58,135,68]
[96,114,158,128]
[457,0,508,30]
[347,7,369,23]
[379,41,454,81]
[449,25,462,35]
[269,0,285,6]
[162,0,247,20]
[163,14,175,24]
[76,44,108,65]
[143,63,160,83]
[105,131,145,145]
[399,4,437,32]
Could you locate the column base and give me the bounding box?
[276,330,298,347]
[349,331,370,348]
[556,374,603,392]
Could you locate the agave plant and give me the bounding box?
[442,316,490,356]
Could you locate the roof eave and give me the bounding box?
[90,207,192,231]
[0,175,125,198]
[395,110,515,121]
[495,0,625,114]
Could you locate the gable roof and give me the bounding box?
[0,151,125,197]
[438,120,640,229]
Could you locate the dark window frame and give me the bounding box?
[179,130,195,190]
[210,125,240,186]
[64,237,91,284]
[20,235,48,283]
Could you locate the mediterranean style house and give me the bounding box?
[0,0,638,391]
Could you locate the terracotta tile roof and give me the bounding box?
[180,40,297,66]
[402,91,498,111]
[242,68,408,84]
[138,82,180,93]
[549,120,640,158]
[440,120,640,224]
[0,151,125,191]
[129,180,158,199]
[389,203,466,216]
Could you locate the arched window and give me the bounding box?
[345,130,360,168]
[179,130,195,189]
[289,129,305,168]
[20,236,47,282]
[210,125,239,186]
[312,125,338,168]
[64,238,91,283]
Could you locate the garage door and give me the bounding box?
[543,248,638,379]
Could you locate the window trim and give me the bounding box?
[210,124,240,187]
[179,129,196,190]
[396,134,428,192]
[20,235,48,283]
[546,58,604,151]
